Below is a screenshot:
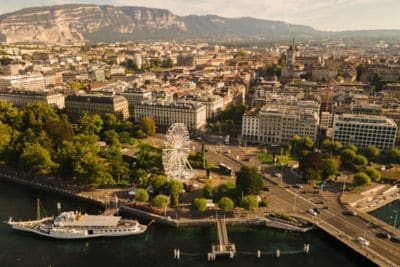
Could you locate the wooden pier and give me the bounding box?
[210,218,236,259]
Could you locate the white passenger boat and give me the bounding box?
[5,211,148,239]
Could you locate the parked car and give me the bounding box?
[356,237,370,246]
[343,210,357,216]
[307,209,319,216]
[376,232,391,239]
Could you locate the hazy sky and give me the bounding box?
[1,0,399,31]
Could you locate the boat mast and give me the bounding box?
[36,198,41,220]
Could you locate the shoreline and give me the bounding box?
[0,170,313,232]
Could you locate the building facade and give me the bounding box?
[132,101,207,131]
[0,90,65,109]
[332,114,398,151]
[65,94,129,121]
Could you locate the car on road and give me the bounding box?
[307,209,319,216]
[356,237,370,246]
[376,232,391,239]
[293,184,303,189]
[263,186,270,191]
[273,172,282,178]
[343,210,358,216]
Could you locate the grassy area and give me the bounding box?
[258,153,274,164]
[276,155,298,164]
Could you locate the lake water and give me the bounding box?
[0,180,373,267]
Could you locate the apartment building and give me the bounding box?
[0,89,65,109]
[242,103,319,145]
[332,114,398,151]
[132,100,207,131]
[65,94,129,121]
[121,88,152,114]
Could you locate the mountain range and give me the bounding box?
[0,4,399,44]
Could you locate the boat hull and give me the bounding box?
[6,219,147,240]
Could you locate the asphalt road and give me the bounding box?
[201,142,400,266]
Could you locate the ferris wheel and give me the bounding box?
[162,123,194,180]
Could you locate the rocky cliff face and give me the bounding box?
[1,4,398,44]
[0,4,186,43]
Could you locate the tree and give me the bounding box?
[365,167,382,183]
[45,119,74,146]
[241,195,259,212]
[291,135,313,157]
[0,100,21,128]
[321,158,340,180]
[389,148,400,163]
[104,144,130,183]
[0,122,12,155]
[22,102,59,132]
[218,197,234,212]
[78,112,103,134]
[353,155,368,166]
[353,172,371,187]
[192,198,207,212]
[151,175,168,194]
[236,166,263,196]
[341,149,356,164]
[20,143,57,174]
[140,117,156,136]
[135,188,149,202]
[167,180,183,206]
[203,182,214,198]
[343,144,358,153]
[364,145,380,161]
[152,194,170,209]
[73,151,114,187]
[304,168,321,182]
[102,113,118,131]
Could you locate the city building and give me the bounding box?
[332,114,398,151]
[0,75,46,90]
[121,88,153,114]
[132,100,207,131]
[242,102,320,145]
[65,94,129,121]
[0,89,65,109]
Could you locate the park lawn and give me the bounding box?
[277,155,299,164]
[258,152,274,164]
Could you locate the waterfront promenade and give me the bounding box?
[0,157,399,266]
[204,144,400,267]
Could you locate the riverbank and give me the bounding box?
[0,167,312,233]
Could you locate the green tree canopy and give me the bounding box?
[365,167,382,183]
[203,182,214,198]
[192,198,207,212]
[135,188,149,202]
[353,155,368,166]
[151,175,168,194]
[0,122,13,155]
[152,194,170,209]
[73,151,114,187]
[341,149,356,164]
[167,180,184,206]
[45,119,74,146]
[353,172,371,187]
[20,142,57,174]
[241,195,259,211]
[140,117,156,136]
[389,148,400,163]
[236,166,263,196]
[364,145,380,161]
[218,197,235,212]
[78,112,103,134]
[321,158,340,180]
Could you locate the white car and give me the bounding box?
[356,237,370,246]
[307,209,318,216]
